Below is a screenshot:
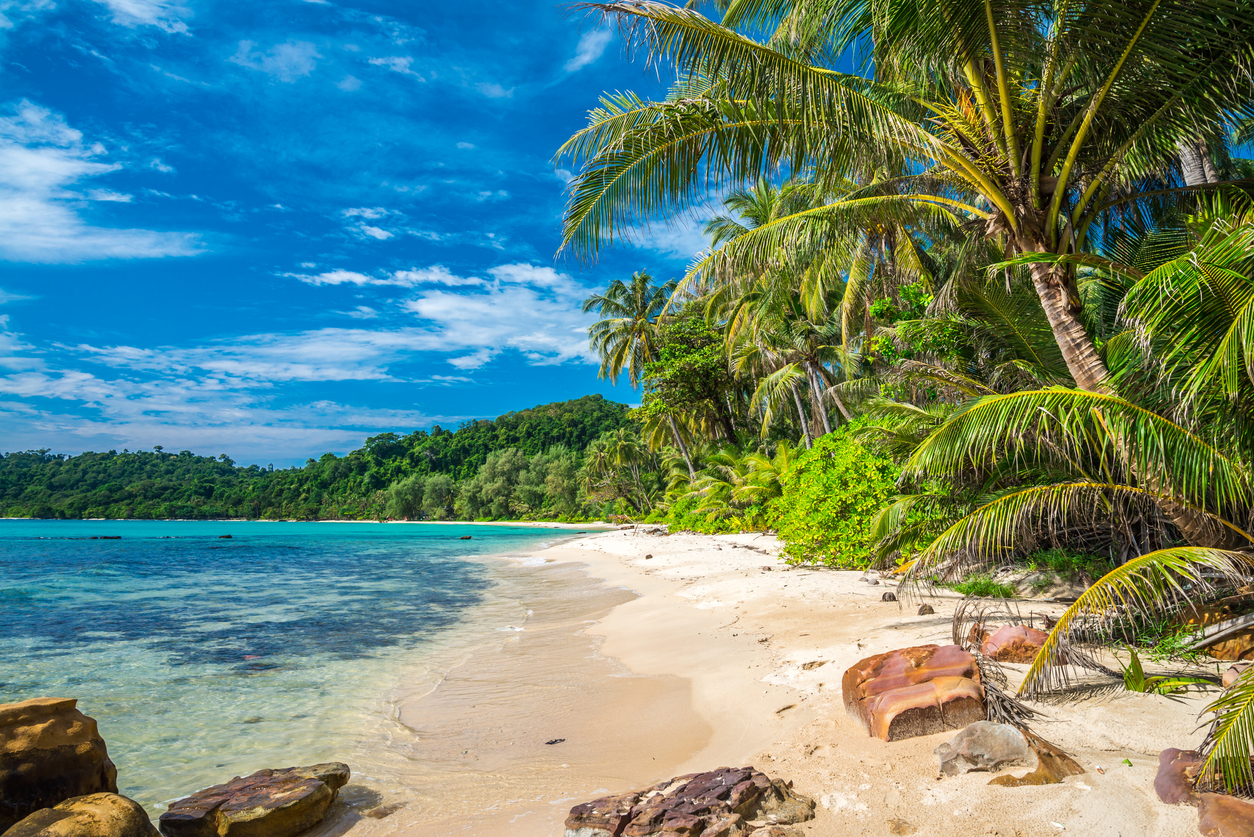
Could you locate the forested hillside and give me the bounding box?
[0,395,630,520]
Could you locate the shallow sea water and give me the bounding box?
[0,519,573,817]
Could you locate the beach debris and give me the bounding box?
[644,554,653,560]
[978,625,1051,664]
[545,739,566,745]
[0,697,119,833]
[842,645,985,742]
[563,766,814,837]
[989,733,1085,787]
[1121,758,1133,767]
[881,592,897,602]
[917,604,935,615]
[158,763,349,837]
[1154,748,1203,805]
[933,721,1030,777]
[1198,792,1254,837]
[4,793,158,837]
[775,704,797,714]
[760,566,773,571]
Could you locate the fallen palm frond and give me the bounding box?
[1198,666,1254,797]
[1019,547,1254,698]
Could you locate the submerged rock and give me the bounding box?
[0,698,119,833]
[158,763,349,837]
[4,794,158,837]
[563,767,814,837]
[842,645,985,742]
[934,721,1031,776]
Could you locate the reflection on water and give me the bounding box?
[0,520,567,815]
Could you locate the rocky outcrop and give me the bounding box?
[158,764,349,837]
[842,645,985,741]
[563,767,814,837]
[978,626,1049,664]
[4,794,158,837]
[1155,748,1203,805]
[1198,793,1254,837]
[0,698,119,833]
[934,722,1031,776]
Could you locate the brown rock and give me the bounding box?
[1223,663,1251,688]
[0,698,119,833]
[988,733,1084,786]
[1198,793,1254,837]
[842,645,985,741]
[565,768,813,837]
[979,625,1050,664]
[158,764,349,837]
[917,605,935,616]
[4,794,158,837]
[1154,748,1202,805]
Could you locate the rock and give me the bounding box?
[459,535,472,540]
[4,794,159,837]
[1198,793,1254,837]
[988,733,1085,786]
[934,721,1030,776]
[978,625,1050,664]
[1154,748,1202,805]
[1223,662,1251,688]
[749,827,805,837]
[842,645,985,742]
[0,698,119,833]
[644,554,653,560]
[158,763,350,837]
[881,592,897,602]
[564,767,814,837]
[917,605,935,616]
[217,535,232,539]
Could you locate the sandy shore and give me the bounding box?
[339,528,1214,837]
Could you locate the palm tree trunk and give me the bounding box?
[1178,139,1219,187]
[1025,245,1238,548]
[667,414,696,479]
[791,385,813,449]
[806,363,832,436]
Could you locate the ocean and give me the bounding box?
[0,519,578,818]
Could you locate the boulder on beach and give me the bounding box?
[978,625,1050,664]
[934,721,1031,776]
[842,645,985,742]
[4,794,159,837]
[0,697,119,833]
[563,767,814,837]
[158,763,350,837]
[1198,792,1254,837]
[1154,748,1203,805]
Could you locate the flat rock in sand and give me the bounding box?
[934,721,1030,776]
[1198,793,1254,837]
[564,767,814,837]
[1154,748,1202,805]
[158,764,349,837]
[4,794,158,837]
[0,698,119,833]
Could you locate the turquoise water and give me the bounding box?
[0,520,571,814]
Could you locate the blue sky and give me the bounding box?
[0,0,708,464]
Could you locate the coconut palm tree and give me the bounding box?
[558,0,1254,544]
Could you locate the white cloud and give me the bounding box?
[456,141,475,150]
[369,56,422,78]
[231,41,321,83]
[0,100,201,263]
[343,305,379,319]
[359,225,393,240]
[476,189,509,201]
[342,206,389,219]
[565,27,613,72]
[148,157,175,173]
[92,0,189,34]
[337,75,362,92]
[0,288,34,305]
[286,265,484,288]
[86,188,132,202]
[390,266,483,287]
[476,82,513,99]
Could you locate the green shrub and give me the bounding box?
[945,574,1017,598]
[774,428,899,568]
[1025,547,1111,581]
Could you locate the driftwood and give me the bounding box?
[1188,612,1254,651]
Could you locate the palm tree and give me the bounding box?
[559,0,1254,545]
[583,270,697,476]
